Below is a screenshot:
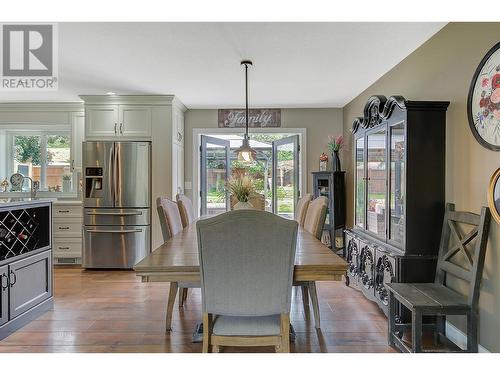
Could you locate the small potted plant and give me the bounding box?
[62,174,72,192]
[327,135,344,172]
[227,175,256,210]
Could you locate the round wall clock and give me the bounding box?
[467,42,500,151]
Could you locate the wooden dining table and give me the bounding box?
[134,218,348,333]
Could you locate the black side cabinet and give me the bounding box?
[312,171,346,254]
[345,95,449,315]
[0,200,54,340]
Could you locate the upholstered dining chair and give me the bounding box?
[157,197,200,330]
[230,193,266,210]
[176,194,196,228]
[295,193,313,227]
[197,210,298,353]
[296,196,328,329]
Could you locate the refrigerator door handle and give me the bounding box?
[86,211,143,216]
[85,229,143,234]
[109,144,115,204]
[114,143,120,205]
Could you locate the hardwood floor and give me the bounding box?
[0,267,396,353]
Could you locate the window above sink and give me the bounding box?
[0,124,77,197]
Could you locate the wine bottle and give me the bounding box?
[0,228,14,244]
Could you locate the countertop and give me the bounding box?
[53,200,83,205]
[0,198,57,208]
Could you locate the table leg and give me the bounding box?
[308,281,321,329]
[165,282,178,332]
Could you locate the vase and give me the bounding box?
[62,179,72,192]
[234,201,254,210]
[332,151,341,172]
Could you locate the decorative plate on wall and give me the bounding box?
[467,42,500,151]
[488,167,500,224]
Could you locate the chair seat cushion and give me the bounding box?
[386,283,468,310]
[212,314,281,336]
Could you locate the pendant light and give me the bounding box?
[235,60,257,163]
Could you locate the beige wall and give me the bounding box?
[342,22,500,351]
[184,108,343,202]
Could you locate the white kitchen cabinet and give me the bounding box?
[85,104,118,138]
[172,143,184,196]
[80,95,187,250]
[71,112,85,171]
[173,106,185,145]
[85,104,151,139]
[52,201,83,264]
[119,105,152,138]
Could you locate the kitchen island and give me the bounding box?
[0,199,54,339]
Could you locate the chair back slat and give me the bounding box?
[440,262,472,283]
[435,203,491,307]
[197,210,298,317]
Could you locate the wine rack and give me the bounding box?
[0,206,49,261]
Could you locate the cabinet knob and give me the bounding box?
[9,270,16,287]
[1,273,8,290]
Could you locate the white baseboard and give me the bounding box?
[445,321,490,353]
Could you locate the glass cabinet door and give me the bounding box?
[366,130,386,238]
[389,123,405,245]
[355,137,365,228]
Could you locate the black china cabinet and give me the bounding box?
[345,95,449,315]
[312,171,346,254]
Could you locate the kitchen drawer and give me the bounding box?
[53,205,82,218]
[53,218,82,238]
[53,239,82,257]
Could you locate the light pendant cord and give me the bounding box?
[245,62,249,139]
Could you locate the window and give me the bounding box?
[1,126,74,194]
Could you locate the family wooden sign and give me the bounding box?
[218,109,281,128]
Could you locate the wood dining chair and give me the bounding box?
[157,197,200,330]
[296,196,328,329]
[176,194,195,228]
[197,210,298,353]
[387,203,491,352]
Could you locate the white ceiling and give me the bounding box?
[0,22,446,108]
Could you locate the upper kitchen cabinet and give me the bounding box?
[83,102,152,139]
[119,105,152,138]
[85,104,119,138]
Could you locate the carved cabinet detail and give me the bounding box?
[360,245,375,290]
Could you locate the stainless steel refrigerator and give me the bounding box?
[82,141,151,269]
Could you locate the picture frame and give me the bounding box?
[487,167,500,224]
[467,42,500,151]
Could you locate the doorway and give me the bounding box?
[196,130,305,218]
